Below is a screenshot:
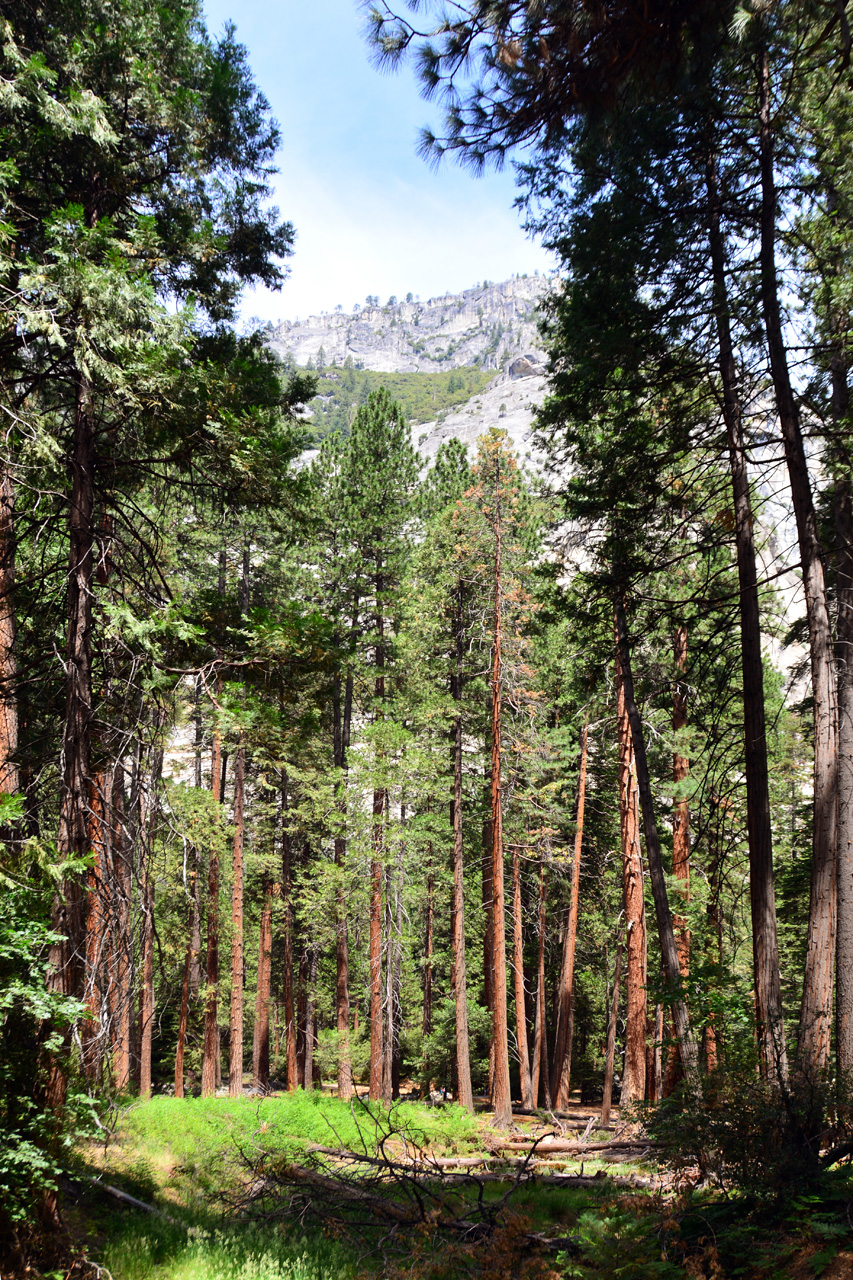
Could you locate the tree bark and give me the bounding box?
[614,596,701,1097]
[615,632,647,1106]
[664,624,691,1095]
[551,723,589,1108]
[490,471,512,1129]
[50,376,97,1083]
[138,740,163,1101]
[175,896,195,1099]
[229,741,246,1097]
[201,725,223,1098]
[512,845,534,1109]
[451,587,474,1110]
[281,776,298,1091]
[253,876,272,1090]
[369,589,386,1102]
[758,48,837,1076]
[423,869,434,1038]
[532,856,551,1108]
[333,668,354,1100]
[601,942,623,1127]
[111,765,131,1090]
[705,148,787,1082]
[836,467,853,1076]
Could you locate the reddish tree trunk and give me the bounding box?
[615,596,701,1096]
[601,942,623,1127]
[531,857,551,1108]
[82,771,107,1082]
[229,742,246,1097]
[512,845,534,1108]
[615,633,647,1106]
[551,723,589,1108]
[423,869,434,1038]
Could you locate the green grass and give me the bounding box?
[98,1219,352,1280]
[95,1092,481,1208]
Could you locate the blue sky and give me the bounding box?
[202,0,553,323]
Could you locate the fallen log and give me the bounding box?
[497,1137,656,1155]
[76,1175,187,1228]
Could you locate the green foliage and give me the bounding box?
[0,830,89,1238]
[305,365,492,439]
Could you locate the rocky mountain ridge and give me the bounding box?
[269,275,551,375]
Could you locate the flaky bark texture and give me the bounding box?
[229,743,246,1097]
[615,631,647,1107]
[705,149,787,1082]
[111,766,131,1090]
[601,942,623,1128]
[512,845,534,1109]
[615,596,701,1098]
[758,49,837,1077]
[551,723,588,1109]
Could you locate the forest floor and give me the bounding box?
[54,1089,853,1280]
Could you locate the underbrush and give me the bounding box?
[99,1092,481,1205]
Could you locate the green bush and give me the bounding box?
[0,818,90,1256]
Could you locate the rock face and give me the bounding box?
[269,276,551,374]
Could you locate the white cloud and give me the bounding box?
[240,165,555,325]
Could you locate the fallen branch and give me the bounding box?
[76,1175,187,1229]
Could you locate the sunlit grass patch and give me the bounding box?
[100,1221,353,1280]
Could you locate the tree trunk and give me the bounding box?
[369,819,384,1101]
[423,869,434,1038]
[532,857,551,1109]
[482,754,495,1100]
[664,624,691,1095]
[201,725,223,1098]
[705,148,787,1083]
[0,470,18,794]
[253,876,272,1090]
[111,765,132,1090]
[303,946,317,1091]
[175,896,195,1099]
[50,377,96,1101]
[614,595,701,1097]
[229,741,246,1097]
[138,741,163,1101]
[369,593,385,1102]
[281,778,298,1091]
[758,49,837,1077]
[490,476,512,1129]
[333,668,354,1100]
[615,632,647,1106]
[451,587,474,1109]
[512,845,534,1109]
[836,470,853,1077]
[601,942,623,1127]
[551,723,589,1108]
